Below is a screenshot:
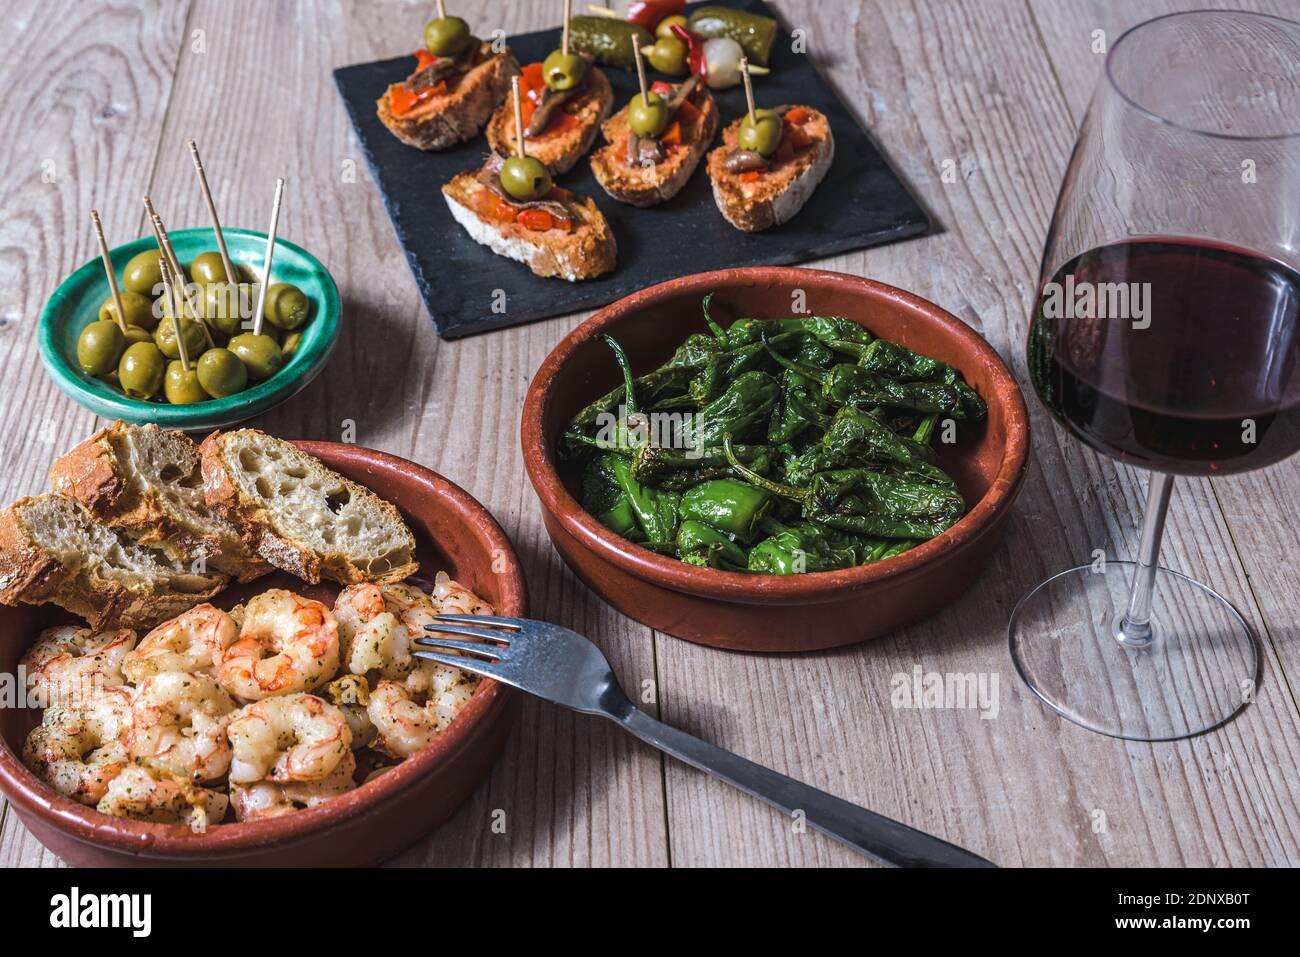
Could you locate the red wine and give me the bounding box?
[1028,238,1300,476]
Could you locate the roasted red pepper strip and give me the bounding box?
[669,23,706,78]
[628,0,686,30]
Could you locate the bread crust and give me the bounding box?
[0,496,226,631]
[49,422,272,582]
[706,108,835,232]
[590,89,720,207]
[485,66,614,175]
[442,172,617,281]
[377,45,520,151]
[200,431,420,587]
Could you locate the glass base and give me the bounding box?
[1008,562,1260,741]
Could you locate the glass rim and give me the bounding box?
[1106,8,1300,143]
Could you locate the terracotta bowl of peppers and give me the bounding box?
[521,266,1029,652]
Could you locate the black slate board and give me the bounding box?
[334,0,928,339]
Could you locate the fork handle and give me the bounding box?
[614,706,994,868]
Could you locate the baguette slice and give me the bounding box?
[485,66,613,175]
[590,87,720,207]
[442,171,617,281]
[50,421,273,583]
[377,44,520,151]
[200,430,419,586]
[706,107,835,232]
[0,494,228,630]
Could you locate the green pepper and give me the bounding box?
[609,454,680,544]
[725,315,873,350]
[746,524,858,574]
[687,6,778,67]
[784,407,952,487]
[676,520,748,569]
[691,370,781,447]
[568,15,653,69]
[679,478,771,542]
[597,498,642,538]
[631,443,771,490]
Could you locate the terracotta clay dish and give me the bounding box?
[521,266,1029,652]
[0,442,525,866]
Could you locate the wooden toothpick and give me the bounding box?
[512,75,527,157]
[250,178,285,338]
[632,34,649,102]
[144,197,214,349]
[741,57,756,123]
[187,140,239,294]
[562,0,572,56]
[436,0,447,18]
[90,210,128,334]
[159,256,190,372]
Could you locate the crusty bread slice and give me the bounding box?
[0,494,227,630]
[590,89,720,208]
[706,108,835,232]
[485,66,613,175]
[200,430,418,586]
[442,172,617,281]
[49,422,272,583]
[377,45,520,151]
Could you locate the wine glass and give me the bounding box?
[1011,11,1300,741]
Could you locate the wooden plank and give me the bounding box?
[0,0,193,862]
[655,0,1300,866]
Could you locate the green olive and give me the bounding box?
[281,331,303,360]
[76,321,126,376]
[117,342,165,399]
[190,251,232,285]
[228,332,283,382]
[542,49,588,91]
[122,324,153,346]
[263,282,311,331]
[201,282,248,335]
[195,347,249,398]
[738,108,782,156]
[122,251,165,296]
[645,36,688,75]
[628,91,670,137]
[98,290,158,330]
[499,155,553,202]
[164,360,210,405]
[424,15,472,57]
[656,14,688,39]
[153,315,207,360]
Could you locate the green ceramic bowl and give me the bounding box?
[39,228,339,431]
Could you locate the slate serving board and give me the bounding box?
[334,0,928,339]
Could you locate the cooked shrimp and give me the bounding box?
[21,685,134,804]
[126,672,236,783]
[21,626,137,707]
[218,590,339,701]
[226,692,352,784]
[96,765,228,833]
[431,571,494,616]
[367,672,477,759]
[325,674,378,750]
[230,751,358,822]
[122,604,238,682]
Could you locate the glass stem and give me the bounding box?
[1116,471,1175,647]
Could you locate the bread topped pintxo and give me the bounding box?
[485,5,614,175]
[591,45,719,208]
[445,77,616,282]
[706,60,834,232]
[377,7,520,151]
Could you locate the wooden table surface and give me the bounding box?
[2,0,1297,868]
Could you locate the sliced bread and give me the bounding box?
[200,430,419,585]
[0,493,228,630]
[706,107,835,233]
[485,66,614,175]
[376,44,520,151]
[442,171,617,281]
[49,421,273,582]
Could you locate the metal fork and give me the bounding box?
[415,615,994,868]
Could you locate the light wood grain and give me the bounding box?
[0,0,1296,867]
